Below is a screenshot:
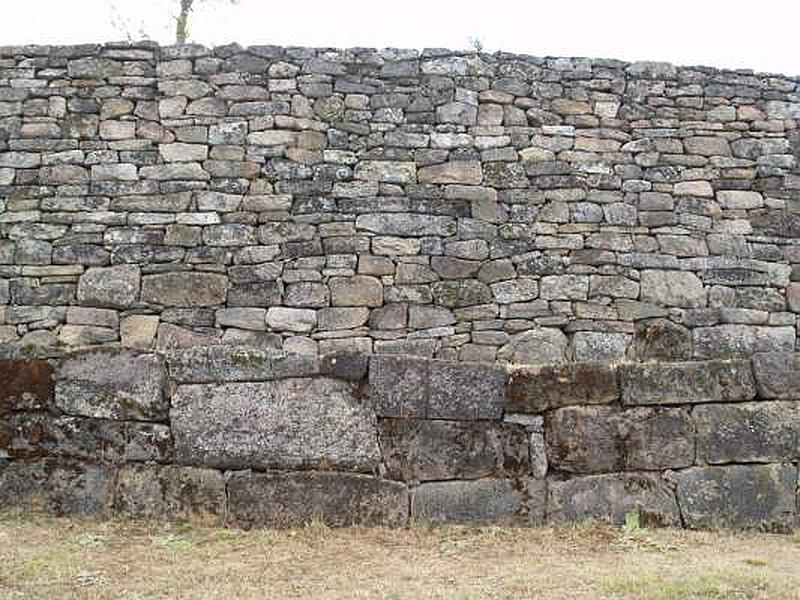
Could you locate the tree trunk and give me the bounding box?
[175,0,194,45]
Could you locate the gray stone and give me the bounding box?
[411,479,546,525]
[539,275,588,300]
[497,328,569,365]
[751,352,800,399]
[408,305,455,329]
[227,471,408,528]
[266,307,316,332]
[141,272,228,307]
[548,472,681,527]
[673,464,796,532]
[620,359,756,406]
[379,419,530,482]
[629,318,692,361]
[56,348,168,421]
[641,270,706,308]
[432,280,492,307]
[167,345,318,383]
[318,307,369,330]
[572,332,629,362]
[216,307,267,331]
[171,377,380,471]
[356,213,456,237]
[370,354,506,419]
[418,161,482,185]
[329,275,383,307]
[693,325,795,359]
[77,265,140,309]
[694,402,800,464]
[354,160,416,184]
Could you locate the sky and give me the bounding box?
[1,0,798,76]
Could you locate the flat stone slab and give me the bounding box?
[693,402,800,464]
[114,464,226,524]
[171,378,381,472]
[620,359,755,406]
[673,464,797,532]
[411,479,546,524]
[167,346,319,383]
[379,419,530,482]
[370,355,506,419]
[506,362,618,413]
[0,458,113,516]
[751,352,800,399]
[547,472,681,527]
[55,349,168,421]
[546,406,694,473]
[227,471,408,528]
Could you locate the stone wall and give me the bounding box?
[1,347,798,531]
[1,43,800,362]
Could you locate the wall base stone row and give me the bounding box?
[0,347,798,531]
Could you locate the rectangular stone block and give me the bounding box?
[506,362,618,413]
[411,479,546,525]
[0,459,113,516]
[167,346,319,383]
[673,464,797,532]
[0,359,54,412]
[547,473,681,527]
[171,378,381,472]
[114,464,226,524]
[370,355,506,420]
[545,405,694,474]
[751,352,800,399]
[620,359,755,406]
[378,419,530,482]
[55,349,168,421]
[227,471,408,528]
[693,402,800,464]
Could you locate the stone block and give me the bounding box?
[751,352,800,399]
[545,405,694,473]
[77,265,140,309]
[693,325,795,359]
[506,362,618,413]
[547,472,681,527]
[370,355,506,420]
[266,306,316,332]
[329,276,383,307]
[694,402,800,464]
[227,471,408,528]
[171,378,380,471]
[0,359,54,412]
[167,345,319,383]
[640,270,706,308]
[56,349,168,421]
[497,328,569,365]
[379,419,530,482]
[418,161,482,185]
[140,272,228,307]
[620,359,756,406]
[673,464,796,532]
[114,464,226,524]
[411,479,546,525]
[0,459,113,516]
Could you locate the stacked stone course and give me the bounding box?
[0,348,798,530]
[0,43,799,361]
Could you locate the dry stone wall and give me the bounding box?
[0,348,798,531]
[1,43,800,361]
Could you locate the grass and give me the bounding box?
[0,511,798,599]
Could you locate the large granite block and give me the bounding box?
[506,362,618,413]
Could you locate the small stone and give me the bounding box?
[159,142,209,162]
[497,328,569,365]
[77,265,140,309]
[141,272,228,307]
[329,276,383,307]
[120,315,159,350]
[266,307,316,332]
[216,308,267,331]
[418,161,482,185]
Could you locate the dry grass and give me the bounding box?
[0,511,798,599]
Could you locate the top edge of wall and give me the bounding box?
[0,41,798,83]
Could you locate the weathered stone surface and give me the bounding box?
[751,352,800,399]
[497,328,569,365]
[629,318,692,361]
[418,161,482,185]
[370,355,506,419]
[167,345,318,383]
[693,325,795,359]
[673,464,797,532]
[266,307,316,332]
[114,464,226,524]
[0,359,54,411]
[56,349,168,421]
[620,359,756,406]
[548,473,681,527]
[546,405,694,473]
[0,459,113,516]
[171,378,380,471]
[329,275,383,307]
[356,213,456,237]
[141,272,228,307]
[411,479,546,524]
[432,280,492,307]
[641,270,706,308]
[227,471,408,528]
[379,419,530,482]
[694,402,800,464]
[572,332,629,362]
[506,362,618,413]
[77,265,140,309]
